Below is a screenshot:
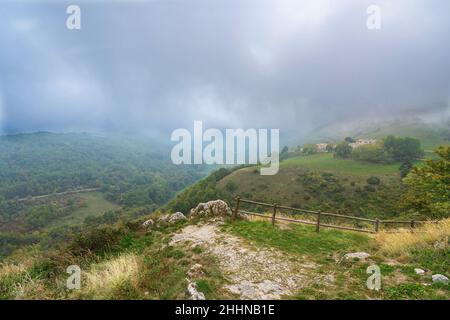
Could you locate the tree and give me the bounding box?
[280,146,289,161]
[383,136,423,162]
[302,144,317,155]
[345,137,356,143]
[401,146,450,218]
[399,160,413,178]
[335,141,352,159]
[325,144,335,153]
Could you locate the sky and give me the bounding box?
[0,0,449,137]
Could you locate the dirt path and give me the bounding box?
[170,222,319,299]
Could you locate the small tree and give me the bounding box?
[335,141,352,159]
[345,137,356,143]
[325,144,335,153]
[399,160,413,178]
[302,144,317,155]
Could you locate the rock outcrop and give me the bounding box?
[167,212,187,223]
[189,200,232,218]
[159,212,187,224]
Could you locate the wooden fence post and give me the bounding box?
[410,220,415,232]
[375,219,380,233]
[233,196,240,221]
[316,210,321,233]
[271,204,278,226]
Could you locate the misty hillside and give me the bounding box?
[0,132,210,204]
[302,118,449,150]
[168,122,449,221]
[0,133,211,258]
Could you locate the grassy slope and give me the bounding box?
[360,123,448,151]
[282,153,400,175]
[217,154,403,219]
[306,121,449,151]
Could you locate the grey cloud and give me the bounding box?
[0,0,449,136]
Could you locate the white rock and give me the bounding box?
[187,282,206,300]
[142,219,154,228]
[159,212,187,224]
[432,274,449,283]
[168,212,187,223]
[189,200,232,218]
[344,252,370,260]
[414,268,425,275]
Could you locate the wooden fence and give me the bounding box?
[232,196,431,234]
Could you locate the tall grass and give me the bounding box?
[375,218,450,255]
[74,253,141,299]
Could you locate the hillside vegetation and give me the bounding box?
[0,133,211,259]
[0,129,448,300]
[0,213,448,300]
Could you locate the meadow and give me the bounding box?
[46,192,119,229]
[282,153,401,176]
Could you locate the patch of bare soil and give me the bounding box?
[170,223,318,299]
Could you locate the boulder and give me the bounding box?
[187,281,206,300]
[190,200,232,218]
[168,212,187,223]
[159,212,187,224]
[344,252,370,260]
[432,274,449,284]
[414,268,425,275]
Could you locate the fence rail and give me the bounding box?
[232,196,433,234]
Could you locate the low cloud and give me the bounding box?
[0,0,449,135]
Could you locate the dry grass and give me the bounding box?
[74,253,141,299]
[375,218,450,255]
[13,275,52,300]
[0,263,27,278]
[0,248,39,278]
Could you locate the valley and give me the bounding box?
[0,126,448,300]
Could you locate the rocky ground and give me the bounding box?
[170,222,320,299]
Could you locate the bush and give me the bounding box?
[302,144,317,155]
[366,176,381,185]
[68,225,127,255]
[225,181,238,193]
[364,185,376,192]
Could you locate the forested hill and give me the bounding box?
[0,132,210,208]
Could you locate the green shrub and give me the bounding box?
[367,176,381,185]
